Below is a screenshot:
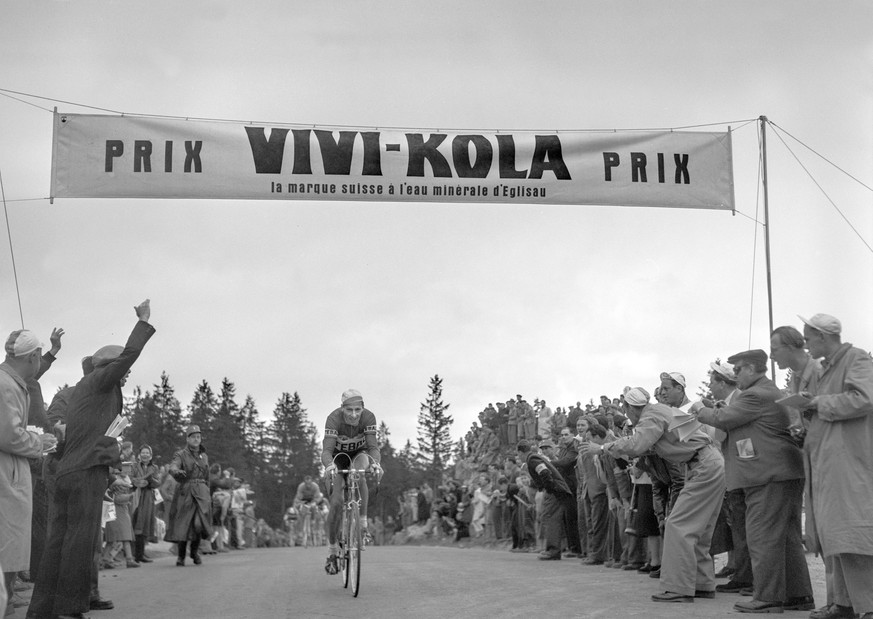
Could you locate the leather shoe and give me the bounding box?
[734,599,784,613]
[138,556,153,563]
[740,587,754,596]
[716,580,753,593]
[695,590,715,599]
[89,598,114,611]
[783,596,815,611]
[809,605,858,619]
[176,558,185,566]
[648,567,661,578]
[538,552,560,561]
[715,565,736,578]
[191,553,202,565]
[652,591,693,603]
[582,557,603,565]
[637,563,654,573]
[623,562,645,571]
[562,551,580,558]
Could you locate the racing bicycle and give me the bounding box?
[331,453,380,597]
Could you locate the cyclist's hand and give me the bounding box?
[370,462,383,480]
[324,463,338,478]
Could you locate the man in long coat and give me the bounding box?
[801,314,873,619]
[165,425,213,566]
[1,331,58,612]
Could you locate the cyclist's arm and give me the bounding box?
[322,428,338,468]
[363,412,380,465]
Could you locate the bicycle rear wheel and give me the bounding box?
[349,507,362,597]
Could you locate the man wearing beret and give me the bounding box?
[800,314,873,619]
[696,350,813,613]
[581,386,724,603]
[518,438,572,560]
[28,300,154,619]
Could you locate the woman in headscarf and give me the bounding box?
[131,444,161,563]
[164,425,213,566]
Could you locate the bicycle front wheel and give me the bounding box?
[341,508,350,589]
[349,507,362,597]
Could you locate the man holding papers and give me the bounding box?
[29,300,154,619]
[695,349,813,614]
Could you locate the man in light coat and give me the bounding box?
[0,331,57,614]
[801,313,873,619]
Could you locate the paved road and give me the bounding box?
[12,544,827,619]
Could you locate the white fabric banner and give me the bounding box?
[51,112,734,210]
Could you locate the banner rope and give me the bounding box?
[766,121,873,255]
[0,87,757,134]
[0,167,26,329]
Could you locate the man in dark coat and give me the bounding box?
[518,439,572,560]
[697,349,813,613]
[28,300,154,619]
[165,425,213,566]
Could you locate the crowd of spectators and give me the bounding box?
[389,314,873,617]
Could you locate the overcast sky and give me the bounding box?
[1,1,871,448]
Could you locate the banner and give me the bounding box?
[51,112,734,210]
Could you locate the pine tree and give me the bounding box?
[263,392,320,521]
[210,378,248,479]
[416,374,454,489]
[125,373,186,466]
[188,380,218,435]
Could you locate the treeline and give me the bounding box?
[118,372,454,529]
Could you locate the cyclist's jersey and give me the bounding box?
[296,481,321,503]
[321,407,380,467]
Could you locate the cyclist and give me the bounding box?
[322,389,382,575]
[294,474,323,510]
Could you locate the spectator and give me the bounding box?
[1,330,58,617]
[229,477,248,548]
[130,445,161,563]
[470,473,491,537]
[581,387,724,604]
[696,349,813,613]
[578,421,610,566]
[800,313,873,619]
[25,327,64,586]
[704,361,743,582]
[520,438,573,561]
[165,425,213,566]
[552,427,582,558]
[100,461,138,569]
[29,300,154,619]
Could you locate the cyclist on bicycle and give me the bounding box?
[322,389,382,575]
[294,475,323,510]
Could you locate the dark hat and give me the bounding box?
[727,349,768,367]
[538,438,555,449]
[186,424,201,436]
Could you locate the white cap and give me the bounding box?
[4,330,43,357]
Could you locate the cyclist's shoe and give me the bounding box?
[362,527,373,546]
[324,553,339,575]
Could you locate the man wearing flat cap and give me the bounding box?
[581,386,724,603]
[29,300,154,619]
[800,314,873,619]
[696,350,813,613]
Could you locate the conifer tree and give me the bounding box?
[416,374,454,488]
